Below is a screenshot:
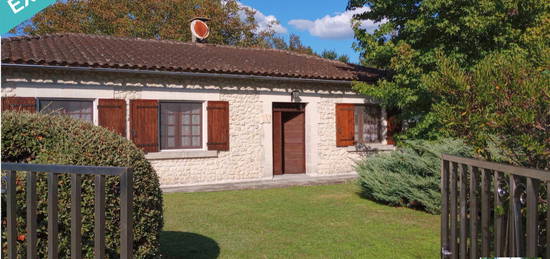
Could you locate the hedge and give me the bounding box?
[356,138,473,214]
[1,111,163,258]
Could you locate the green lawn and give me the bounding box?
[161,183,440,258]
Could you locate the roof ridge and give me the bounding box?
[2,33,352,66]
[1,34,53,42]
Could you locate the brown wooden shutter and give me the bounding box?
[335,103,355,147]
[98,99,127,137]
[1,97,36,112]
[207,101,229,151]
[130,99,159,153]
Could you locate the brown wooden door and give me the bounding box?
[282,112,305,174]
[273,103,306,175]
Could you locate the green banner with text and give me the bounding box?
[1,0,55,34]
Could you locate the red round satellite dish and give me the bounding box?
[191,20,209,40]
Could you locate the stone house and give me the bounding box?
[1,33,397,187]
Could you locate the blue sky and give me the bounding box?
[239,0,376,63]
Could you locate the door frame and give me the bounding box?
[272,102,306,175]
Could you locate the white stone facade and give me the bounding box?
[1,67,393,187]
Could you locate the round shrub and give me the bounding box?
[356,138,473,214]
[1,111,163,258]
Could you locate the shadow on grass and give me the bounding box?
[355,188,430,213]
[161,231,220,259]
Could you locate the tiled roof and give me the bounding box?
[1,33,382,82]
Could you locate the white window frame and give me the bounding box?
[158,101,204,150]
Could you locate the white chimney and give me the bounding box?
[190,17,210,43]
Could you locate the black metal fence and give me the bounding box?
[1,163,133,259]
[440,154,549,259]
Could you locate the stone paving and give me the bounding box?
[162,173,358,193]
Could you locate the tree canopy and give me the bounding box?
[17,0,362,61]
[348,0,549,139]
[18,0,332,56]
[321,50,338,60]
[320,49,351,63]
[337,54,350,63]
[426,49,549,169]
[20,0,274,48]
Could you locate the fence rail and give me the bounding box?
[440,154,549,259]
[1,162,133,259]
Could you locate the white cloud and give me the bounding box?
[289,7,380,39]
[237,2,287,34]
[253,10,288,34]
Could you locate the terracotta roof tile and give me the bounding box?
[2,33,382,82]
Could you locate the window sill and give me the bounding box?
[346,144,396,152]
[145,150,218,160]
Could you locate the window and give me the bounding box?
[354,104,382,144]
[39,99,93,122]
[160,102,202,150]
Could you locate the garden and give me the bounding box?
[161,183,439,258]
[1,112,443,258]
[2,0,549,258]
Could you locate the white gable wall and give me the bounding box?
[2,67,392,187]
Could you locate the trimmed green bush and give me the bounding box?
[1,111,163,258]
[356,138,473,214]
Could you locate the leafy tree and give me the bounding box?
[288,33,315,55]
[268,35,289,50]
[425,49,549,169]
[320,50,351,63]
[321,49,338,60]
[18,0,323,55]
[348,0,549,140]
[19,0,273,47]
[337,54,350,63]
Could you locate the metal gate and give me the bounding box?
[2,163,133,259]
[440,154,549,258]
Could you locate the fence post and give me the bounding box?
[71,174,82,259]
[27,172,38,259]
[95,175,106,259]
[441,159,450,258]
[480,169,490,257]
[509,175,524,256]
[6,171,17,259]
[48,173,59,259]
[493,171,504,257]
[450,162,458,259]
[468,165,478,259]
[525,178,538,257]
[459,164,468,259]
[120,169,134,259]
